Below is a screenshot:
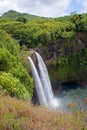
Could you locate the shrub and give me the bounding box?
[9,64,34,97]
[0,30,20,56]
[0,72,30,99]
[0,48,17,72]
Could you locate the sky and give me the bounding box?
[0,0,87,17]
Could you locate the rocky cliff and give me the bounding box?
[34,32,87,85]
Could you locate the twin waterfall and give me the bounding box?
[28,52,59,109]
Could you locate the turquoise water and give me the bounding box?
[56,85,87,112]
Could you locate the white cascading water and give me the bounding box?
[28,57,48,107]
[28,52,59,109]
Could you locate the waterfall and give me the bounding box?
[28,52,59,109]
[28,57,48,107]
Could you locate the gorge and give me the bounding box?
[28,52,87,112]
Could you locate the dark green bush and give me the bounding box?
[0,48,17,71]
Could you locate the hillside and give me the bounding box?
[0,91,87,130]
[1,10,43,21]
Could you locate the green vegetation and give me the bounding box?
[0,18,76,47]
[0,10,87,86]
[0,30,34,99]
[0,72,30,99]
[49,47,87,82]
[0,10,87,130]
[1,10,42,21]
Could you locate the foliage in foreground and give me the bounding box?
[0,92,87,130]
[0,72,30,99]
[0,30,34,99]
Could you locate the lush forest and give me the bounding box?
[0,10,87,82]
[0,30,34,99]
[0,10,87,130]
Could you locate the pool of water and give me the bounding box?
[56,83,87,112]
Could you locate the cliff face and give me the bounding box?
[35,32,87,60]
[35,32,87,84]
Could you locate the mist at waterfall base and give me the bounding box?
[28,52,87,111]
[56,82,87,112]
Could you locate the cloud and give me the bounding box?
[76,0,87,12]
[82,0,87,12]
[0,0,71,17]
[0,0,18,15]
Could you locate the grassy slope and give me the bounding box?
[0,91,87,130]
